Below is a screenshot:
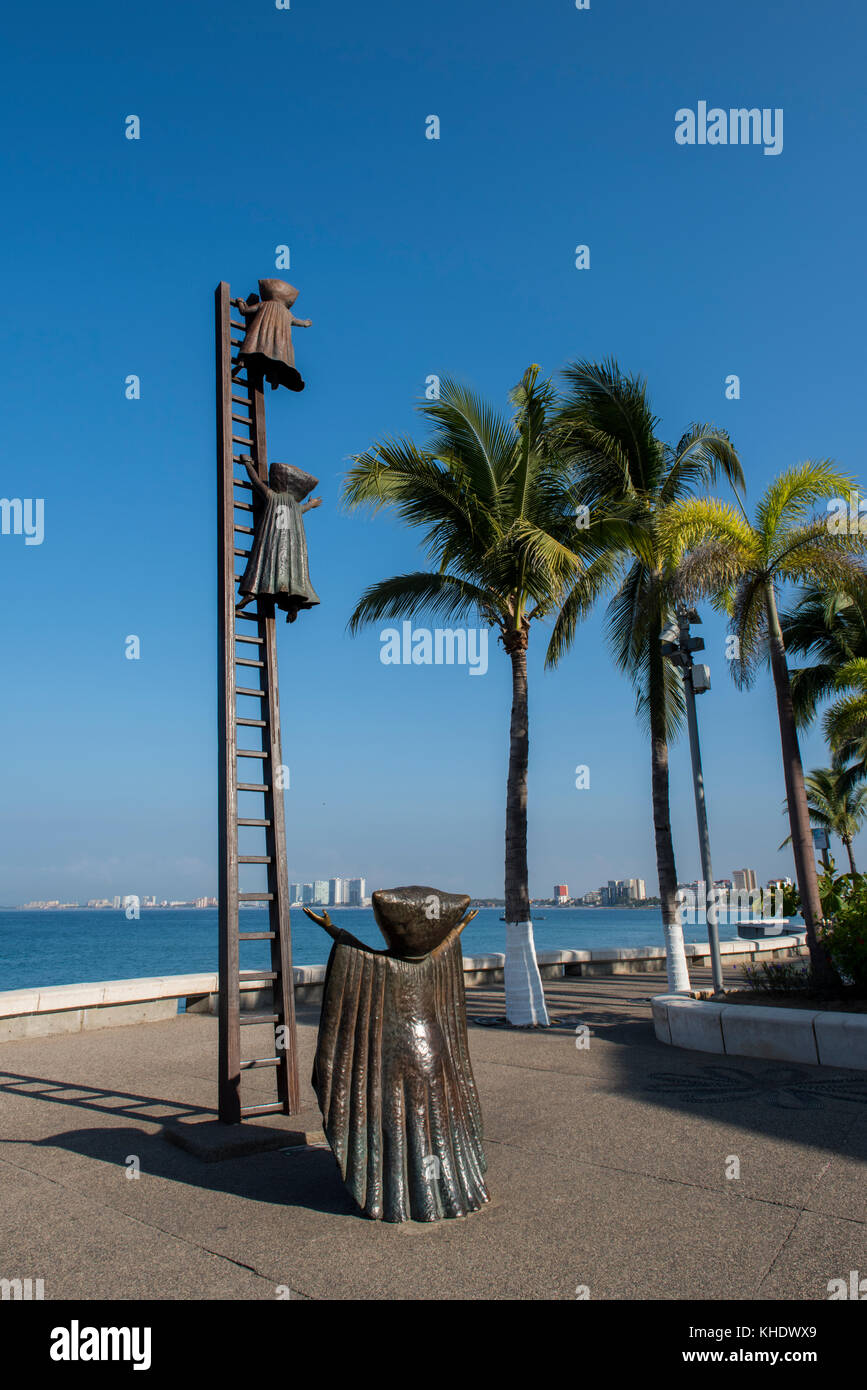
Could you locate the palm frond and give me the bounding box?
[544,551,624,667]
[728,572,771,687]
[420,378,516,509]
[346,571,497,634]
[556,357,663,496]
[658,496,755,564]
[755,461,854,552]
[659,423,745,504]
[605,560,652,674]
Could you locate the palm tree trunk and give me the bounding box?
[764,582,837,986]
[648,637,691,993]
[503,627,549,1026]
[844,836,857,876]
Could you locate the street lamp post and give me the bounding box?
[661,608,725,995]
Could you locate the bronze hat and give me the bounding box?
[372,885,470,958]
[258,278,299,306]
[268,462,318,497]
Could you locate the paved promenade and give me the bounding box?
[1,967,865,1301]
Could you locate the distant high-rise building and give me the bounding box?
[329,877,349,906]
[732,868,757,892]
[626,878,646,902]
[313,880,329,906]
[554,884,568,903]
[112,895,122,910]
[302,883,314,904]
[348,877,366,906]
[290,883,301,903]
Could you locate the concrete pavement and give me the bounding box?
[1,967,865,1300]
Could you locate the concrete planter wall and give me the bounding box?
[0,935,807,1042]
[653,993,867,1070]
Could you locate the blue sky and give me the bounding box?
[1,0,866,904]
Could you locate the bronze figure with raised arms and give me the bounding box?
[304,885,490,1222]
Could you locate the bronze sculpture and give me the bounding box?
[231,279,312,392]
[236,456,321,622]
[303,886,490,1222]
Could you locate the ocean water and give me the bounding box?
[0,906,758,992]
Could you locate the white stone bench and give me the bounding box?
[652,994,867,1070]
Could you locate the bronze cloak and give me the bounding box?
[237,490,320,617]
[313,927,490,1222]
[235,279,307,392]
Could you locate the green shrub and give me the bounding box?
[759,869,867,993]
[739,959,812,993]
[822,881,867,991]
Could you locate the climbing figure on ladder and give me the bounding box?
[230,279,313,391]
[235,455,322,623]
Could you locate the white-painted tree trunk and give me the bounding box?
[504,920,550,1026]
[663,919,692,993]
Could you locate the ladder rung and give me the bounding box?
[241,1102,284,1117]
[239,965,277,974]
[237,751,267,761]
[234,500,253,512]
[231,412,250,425]
[238,782,270,792]
[237,715,266,724]
[236,636,264,647]
[239,1057,281,1071]
[234,548,250,558]
[231,435,253,447]
[239,855,272,863]
[235,609,263,622]
[235,686,265,698]
[234,523,254,535]
[239,1012,278,1026]
[238,817,271,826]
[231,392,250,404]
[239,929,276,939]
[236,656,265,667]
[230,319,246,331]
[239,897,275,905]
[234,478,254,490]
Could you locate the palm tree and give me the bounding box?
[781,581,867,729]
[342,368,613,1025]
[822,658,867,776]
[780,766,867,877]
[548,360,745,993]
[664,462,862,984]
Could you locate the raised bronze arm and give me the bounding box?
[231,295,260,316]
[303,906,341,940]
[455,909,478,936]
[237,454,270,500]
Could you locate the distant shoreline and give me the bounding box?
[3,902,661,912]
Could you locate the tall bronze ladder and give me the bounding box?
[215,281,300,1123]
